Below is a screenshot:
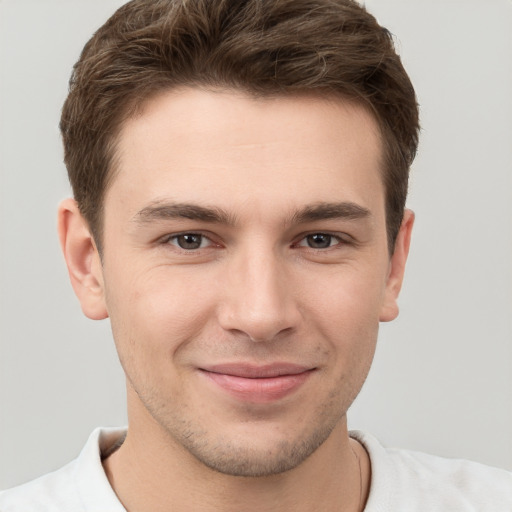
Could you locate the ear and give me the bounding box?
[379,209,415,322]
[57,198,108,320]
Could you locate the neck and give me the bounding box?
[103,414,370,512]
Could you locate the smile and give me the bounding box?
[198,363,316,403]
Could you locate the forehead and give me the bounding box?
[109,87,385,220]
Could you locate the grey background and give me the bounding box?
[1,0,511,489]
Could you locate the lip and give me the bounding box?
[199,363,315,403]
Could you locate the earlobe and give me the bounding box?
[57,198,108,320]
[379,209,415,322]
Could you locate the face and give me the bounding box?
[66,88,411,477]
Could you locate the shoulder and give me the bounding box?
[0,427,127,512]
[351,430,512,511]
[0,460,80,511]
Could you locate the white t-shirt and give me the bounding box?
[1,428,511,511]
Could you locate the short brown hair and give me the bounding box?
[61,0,419,252]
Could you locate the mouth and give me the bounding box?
[198,363,316,403]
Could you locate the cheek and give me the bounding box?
[104,264,220,359]
[302,264,384,378]
[303,263,387,330]
[316,276,381,391]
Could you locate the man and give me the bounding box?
[1,0,510,510]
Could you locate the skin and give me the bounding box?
[59,88,413,512]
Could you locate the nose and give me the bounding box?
[217,246,300,343]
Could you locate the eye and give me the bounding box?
[167,233,212,250]
[297,233,342,249]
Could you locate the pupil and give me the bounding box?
[308,234,331,249]
[178,234,202,249]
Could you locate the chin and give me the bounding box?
[170,417,340,477]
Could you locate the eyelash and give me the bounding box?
[295,233,348,250]
[160,231,351,252]
[161,232,217,251]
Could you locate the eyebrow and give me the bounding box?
[133,200,370,227]
[290,201,371,224]
[134,201,237,225]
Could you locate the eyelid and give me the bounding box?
[156,230,354,252]
[298,234,337,248]
[159,231,220,249]
[293,231,354,248]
